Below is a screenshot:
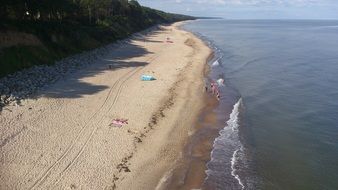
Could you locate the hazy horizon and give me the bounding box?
[138,0,338,20]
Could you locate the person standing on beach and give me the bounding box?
[210,82,221,100]
[216,91,220,100]
[211,82,216,94]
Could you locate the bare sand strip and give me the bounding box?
[0,22,211,190]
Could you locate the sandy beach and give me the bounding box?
[0,22,211,190]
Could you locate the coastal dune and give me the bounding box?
[0,23,211,189]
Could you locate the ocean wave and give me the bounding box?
[229,98,242,131]
[228,99,245,189]
[204,98,245,190]
[212,60,220,67]
[231,148,245,190]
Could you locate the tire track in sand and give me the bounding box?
[26,68,137,190]
[15,68,131,190]
[27,44,167,190]
[50,50,164,189]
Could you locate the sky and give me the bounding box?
[138,0,338,19]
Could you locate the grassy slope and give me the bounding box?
[0,9,194,78]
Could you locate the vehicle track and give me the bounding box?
[50,50,165,189]
[27,43,168,190]
[0,34,150,150]
[15,70,129,189]
[27,68,138,190]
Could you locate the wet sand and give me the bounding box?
[162,95,221,190]
[158,51,237,190]
[157,83,226,190]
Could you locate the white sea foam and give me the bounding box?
[204,98,245,188]
[217,78,225,86]
[227,98,245,189]
[228,98,242,131]
[212,60,220,67]
[231,148,245,190]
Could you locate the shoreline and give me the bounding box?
[157,42,224,190]
[0,22,213,189]
[116,23,213,190]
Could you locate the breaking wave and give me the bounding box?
[204,98,245,190]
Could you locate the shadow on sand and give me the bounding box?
[38,31,161,99]
[0,26,170,112]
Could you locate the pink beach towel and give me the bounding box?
[110,119,128,127]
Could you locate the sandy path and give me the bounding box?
[0,23,211,190]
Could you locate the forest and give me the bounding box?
[0,0,194,77]
[0,0,192,26]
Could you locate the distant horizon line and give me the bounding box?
[194,18,338,21]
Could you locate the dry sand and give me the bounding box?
[0,22,211,190]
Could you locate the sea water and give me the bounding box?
[183,20,338,190]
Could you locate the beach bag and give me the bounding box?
[141,75,156,81]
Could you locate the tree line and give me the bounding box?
[0,0,194,77]
[0,0,193,25]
